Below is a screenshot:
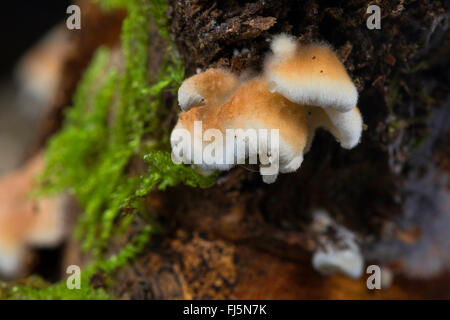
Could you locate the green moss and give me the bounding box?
[41,0,193,255]
[95,0,129,10]
[2,225,151,299]
[6,0,214,300]
[137,151,216,195]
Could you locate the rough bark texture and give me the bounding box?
[22,0,450,298]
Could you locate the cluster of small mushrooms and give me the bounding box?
[171,34,363,183]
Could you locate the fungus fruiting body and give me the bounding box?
[310,210,364,279]
[172,76,308,183]
[305,105,363,150]
[312,246,364,279]
[171,34,363,183]
[177,68,240,112]
[265,35,363,151]
[265,37,358,113]
[0,155,67,278]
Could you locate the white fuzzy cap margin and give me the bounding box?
[270,34,298,60]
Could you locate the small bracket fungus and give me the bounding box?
[310,210,364,279]
[312,245,364,279]
[305,105,363,150]
[265,35,363,150]
[0,155,67,278]
[171,34,363,183]
[177,68,240,112]
[172,76,308,183]
[265,35,358,112]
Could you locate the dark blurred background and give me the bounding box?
[0,1,70,174]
